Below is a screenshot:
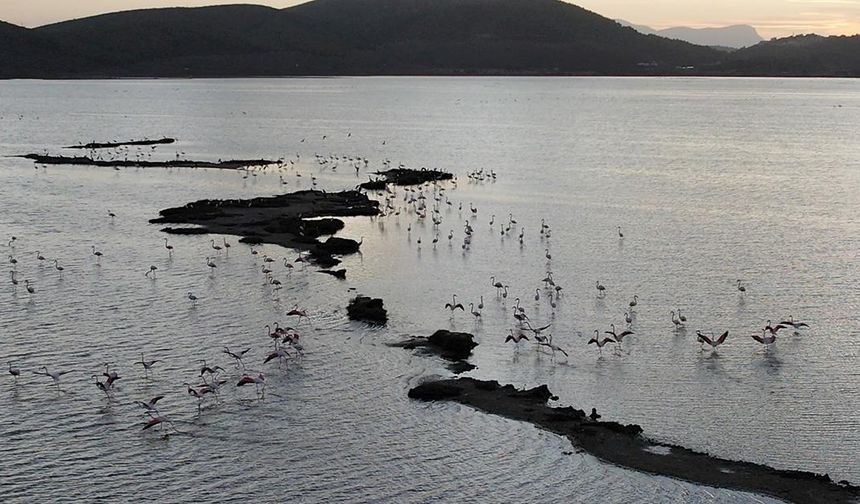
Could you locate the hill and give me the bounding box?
[1,0,719,77]
[719,34,860,76]
[0,1,857,78]
[618,20,763,49]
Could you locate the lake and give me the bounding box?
[1,77,858,502]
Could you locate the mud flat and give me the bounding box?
[65,137,176,149]
[409,378,860,504]
[359,168,453,190]
[150,190,378,266]
[17,153,274,170]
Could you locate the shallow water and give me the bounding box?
[1,77,858,502]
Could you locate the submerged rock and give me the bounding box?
[347,296,387,325]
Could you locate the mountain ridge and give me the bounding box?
[0,1,857,78]
[617,20,764,49]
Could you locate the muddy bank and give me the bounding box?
[66,137,176,149]
[151,190,378,266]
[409,378,859,504]
[391,330,477,374]
[359,167,453,190]
[17,153,274,170]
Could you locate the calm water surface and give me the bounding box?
[1,77,858,503]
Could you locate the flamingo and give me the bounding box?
[141,414,176,432]
[223,237,231,252]
[751,330,777,349]
[237,372,266,398]
[605,324,634,350]
[445,294,465,312]
[145,265,158,278]
[24,280,35,294]
[539,341,569,359]
[108,210,116,219]
[595,281,606,298]
[469,303,481,319]
[91,246,103,262]
[617,226,624,238]
[210,239,223,254]
[545,248,552,260]
[588,331,615,355]
[198,360,224,377]
[163,238,174,255]
[10,271,18,286]
[135,353,159,377]
[223,347,251,369]
[35,250,46,261]
[696,330,729,351]
[134,395,165,412]
[505,329,529,345]
[629,295,638,308]
[501,285,509,299]
[779,316,809,333]
[625,311,633,325]
[287,305,309,323]
[670,310,684,329]
[678,309,687,322]
[53,259,64,272]
[92,375,113,396]
[264,347,291,367]
[765,320,787,335]
[206,257,217,270]
[534,289,540,301]
[8,363,20,381]
[524,321,552,342]
[33,367,73,390]
[9,255,18,266]
[478,296,484,310]
[542,272,555,287]
[187,292,198,305]
[102,364,121,388]
[737,279,746,293]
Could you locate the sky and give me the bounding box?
[1,0,859,38]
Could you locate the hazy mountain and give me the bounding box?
[618,20,763,49]
[0,1,855,78]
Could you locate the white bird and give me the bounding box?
[595,281,606,297]
[33,367,73,390]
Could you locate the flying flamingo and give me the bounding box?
[751,330,777,349]
[605,324,634,350]
[287,305,309,323]
[505,329,529,345]
[779,316,809,334]
[134,395,165,412]
[135,353,160,378]
[223,347,251,369]
[588,331,615,355]
[696,330,729,351]
[237,372,266,398]
[764,320,787,335]
[32,367,73,390]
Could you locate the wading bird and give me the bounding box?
[444,294,465,312]
[237,373,266,398]
[32,367,73,390]
[696,330,729,351]
[135,353,160,378]
[588,331,615,355]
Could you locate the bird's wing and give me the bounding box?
[603,338,616,344]
[537,323,552,332]
[698,334,713,345]
[150,395,165,405]
[587,339,597,345]
[717,331,729,344]
[505,335,514,343]
[751,335,764,344]
[617,331,634,338]
[795,322,809,328]
[455,304,464,311]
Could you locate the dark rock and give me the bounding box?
[408,381,463,400]
[359,167,454,190]
[347,296,387,325]
[427,330,478,360]
[446,361,476,374]
[315,236,360,255]
[160,227,209,235]
[318,269,347,279]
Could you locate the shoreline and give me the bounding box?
[409,378,860,504]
